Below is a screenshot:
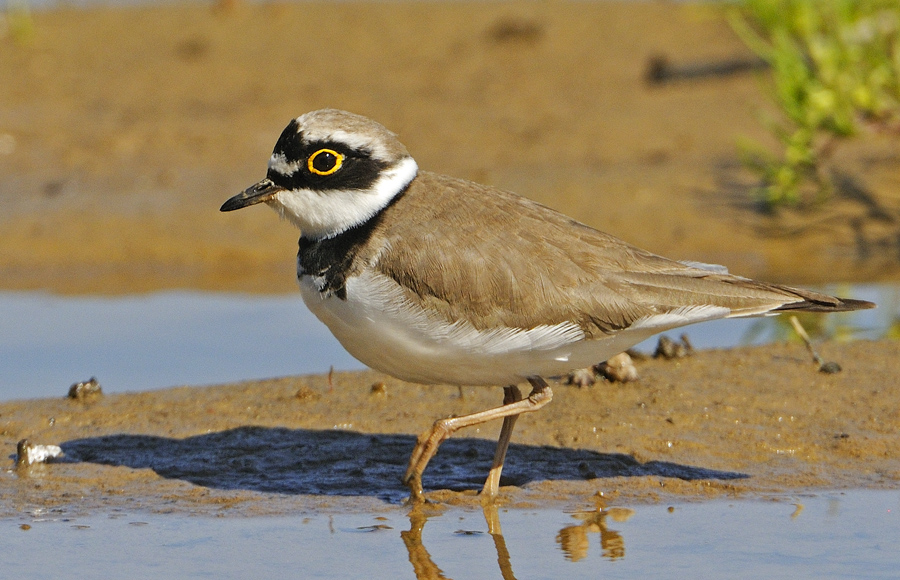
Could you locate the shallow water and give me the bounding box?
[3,490,897,579]
[0,292,362,400]
[0,284,894,401]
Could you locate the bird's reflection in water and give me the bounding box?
[401,498,633,579]
[401,504,518,580]
[482,505,519,580]
[401,507,451,580]
[556,501,633,561]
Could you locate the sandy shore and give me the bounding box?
[3,340,898,515]
[1,2,898,515]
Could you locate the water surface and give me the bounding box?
[0,284,893,401]
[3,490,897,579]
[0,292,362,400]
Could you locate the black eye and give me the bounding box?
[308,149,344,176]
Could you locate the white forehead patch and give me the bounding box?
[328,129,392,161]
[268,152,302,176]
[294,110,401,163]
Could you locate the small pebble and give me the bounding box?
[624,348,648,361]
[67,377,102,400]
[16,439,63,468]
[819,361,842,374]
[567,367,596,388]
[370,382,387,395]
[595,352,639,383]
[295,385,318,401]
[653,334,694,360]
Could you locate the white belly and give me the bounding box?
[298,270,695,386]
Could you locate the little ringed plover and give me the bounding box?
[221,109,874,502]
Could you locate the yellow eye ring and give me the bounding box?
[308,149,344,176]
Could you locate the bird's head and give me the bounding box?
[221,109,418,240]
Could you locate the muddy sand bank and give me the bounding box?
[3,340,898,515]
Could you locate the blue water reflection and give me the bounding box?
[0,284,894,402]
[0,292,363,401]
[3,491,898,579]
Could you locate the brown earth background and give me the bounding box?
[1,1,898,513]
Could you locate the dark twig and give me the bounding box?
[646,54,768,85]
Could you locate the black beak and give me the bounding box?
[220,178,284,212]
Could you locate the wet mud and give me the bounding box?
[3,340,898,516]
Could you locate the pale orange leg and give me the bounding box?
[404,377,552,503]
[481,385,523,500]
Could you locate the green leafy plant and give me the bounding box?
[3,0,36,46]
[730,0,900,208]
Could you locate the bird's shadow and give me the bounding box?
[61,426,747,504]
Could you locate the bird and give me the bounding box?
[221,109,875,502]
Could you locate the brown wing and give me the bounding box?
[370,172,873,337]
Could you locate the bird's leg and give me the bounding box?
[481,385,523,500]
[403,377,552,503]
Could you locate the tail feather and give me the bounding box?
[773,289,875,313]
